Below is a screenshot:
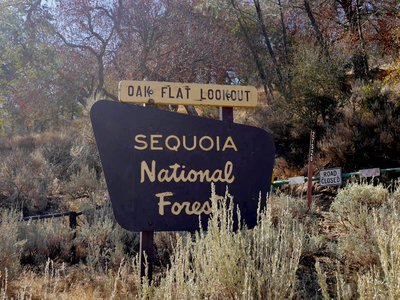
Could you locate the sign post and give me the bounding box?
[307,130,316,211]
[220,107,234,123]
[139,231,154,281]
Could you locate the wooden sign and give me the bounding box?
[119,80,257,107]
[319,168,342,186]
[90,100,275,231]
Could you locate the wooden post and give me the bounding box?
[69,212,77,263]
[220,107,233,122]
[139,102,155,283]
[69,212,77,229]
[139,231,154,282]
[307,130,316,212]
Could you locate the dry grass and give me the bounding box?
[153,187,304,299]
[1,125,400,298]
[0,186,306,299]
[0,209,26,279]
[0,123,103,215]
[317,183,400,299]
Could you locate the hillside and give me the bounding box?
[1,0,400,298]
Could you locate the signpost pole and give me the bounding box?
[138,103,154,283]
[139,231,154,282]
[220,107,233,122]
[307,130,316,212]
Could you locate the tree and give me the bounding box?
[303,0,399,81]
[48,0,243,116]
[302,0,330,60]
[50,0,118,101]
[227,0,293,102]
[383,13,400,97]
[0,0,82,133]
[109,0,244,114]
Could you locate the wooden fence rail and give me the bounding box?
[22,206,102,228]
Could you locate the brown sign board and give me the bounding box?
[90,100,275,232]
[119,80,258,107]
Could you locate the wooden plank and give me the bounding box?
[119,81,257,108]
[307,130,316,211]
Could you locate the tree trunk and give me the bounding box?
[355,0,369,81]
[253,0,288,101]
[278,0,293,100]
[337,0,369,80]
[229,0,275,102]
[185,105,198,116]
[303,0,330,60]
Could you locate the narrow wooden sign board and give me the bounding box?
[307,130,316,211]
[119,80,258,108]
[90,100,275,232]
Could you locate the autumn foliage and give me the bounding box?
[0,2,400,297]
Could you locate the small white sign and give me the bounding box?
[359,168,380,178]
[289,176,305,185]
[320,168,342,187]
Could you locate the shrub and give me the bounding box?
[68,117,102,178]
[357,186,400,299]
[318,82,400,171]
[19,218,74,267]
[329,183,389,268]
[76,202,139,271]
[63,166,102,201]
[0,148,52,213]
[40,131,75,181]
[0,209,26,279]
[154,186,304,299]
[318,184,400,299]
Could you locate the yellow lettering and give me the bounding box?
[182,136,196,151]
[175,165,188,182]
[199,136,214,151]
[165,135,180,151]
[222,136,238,152]
[140,160,155,183]
[224,161,235,183]
[158,169,171,182]
[197,170,211,182]
[134,134,147,150]
[155,192,213,216]
[171,202,184,215]
[169,163,181,181]
[156,192,173,215]
[211,169,223,182]
[187,170,198,182]
[191,201,201,214]
[201,201,212,214]
[140,160,234,184]
[150,134,163,150]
